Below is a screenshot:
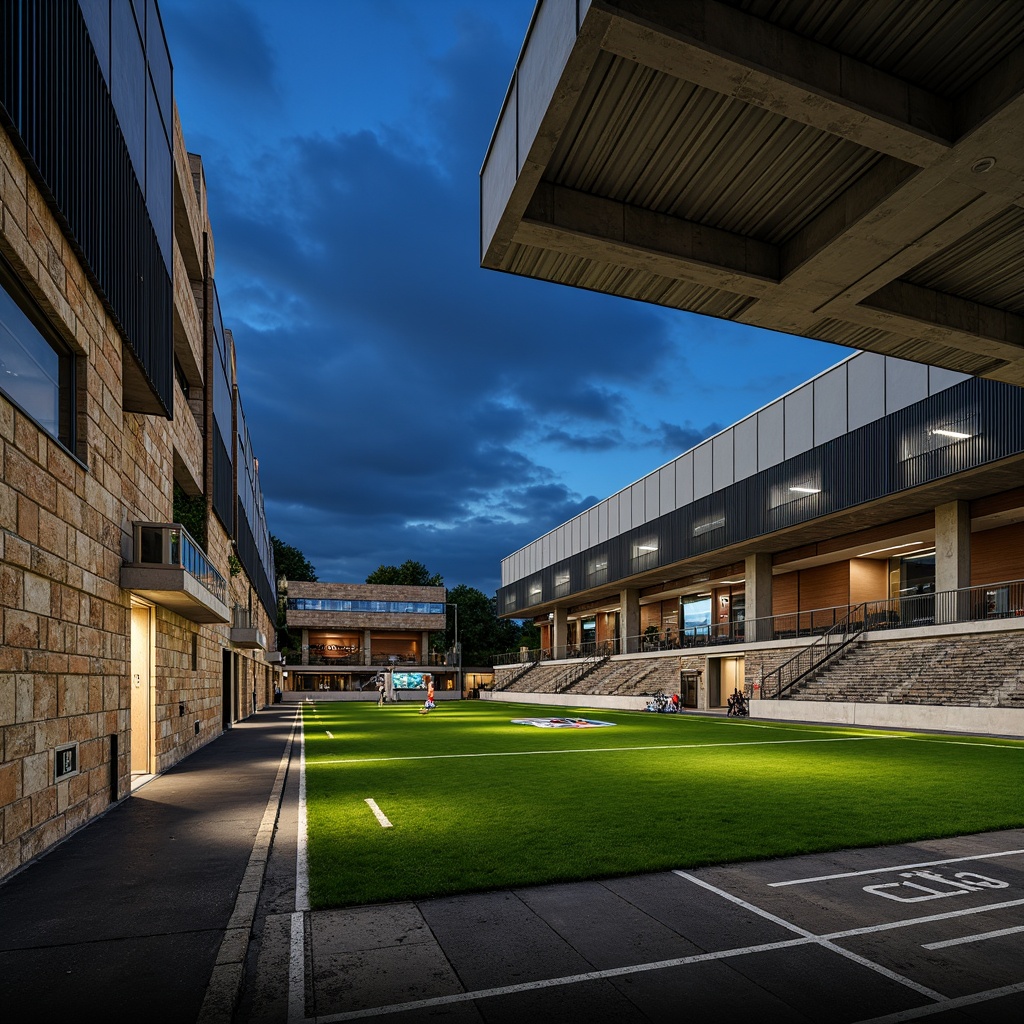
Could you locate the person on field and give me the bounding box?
[377,677,386,706]
[420,677,436,713]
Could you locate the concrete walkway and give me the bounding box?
[2,705,1022,1023]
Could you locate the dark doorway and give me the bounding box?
[222,648,232,729]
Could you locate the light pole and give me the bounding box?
[446,602,461,694]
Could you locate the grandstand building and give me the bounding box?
[484,2,1024,733]
[492,352,1024,732]
[0,2,280,881]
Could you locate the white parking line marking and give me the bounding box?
[853,981,1024,1023]
[365,798,393,828]
[288,911,306,1024]
[309,936,819,1022]
[674,871,946,1002]
[768,848,1024,887]
[923,924,1024,950]
[821,898,1024,940]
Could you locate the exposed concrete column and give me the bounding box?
[301,628,309,666]
[552,607,567,659]
[421,631,429,665]
[620,589,640,654]
[363,628,372,666]
[935,500,970,623]
[745,552,773,641]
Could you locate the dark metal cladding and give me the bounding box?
[500,378,1024,613]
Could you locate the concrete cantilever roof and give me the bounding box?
[481,0,1024,385]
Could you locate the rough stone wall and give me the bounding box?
[1,128,133,878]
[0,111,279,881]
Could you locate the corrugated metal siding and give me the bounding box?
[901,207,1024,314]
[730,0,1024,98]
[499,378,1024,614]
[546,52,884,246]
[504,242,754,316]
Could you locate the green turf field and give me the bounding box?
[301,700,1024,909]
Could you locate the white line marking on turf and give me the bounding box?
[313,734,898,767]
[365,798,393,828]
[922,924,1024,950]
[852,981,1024,1023]
[295,709,310,912]
[674,871,946,1002]
[769,848,1024,887]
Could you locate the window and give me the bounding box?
[631,538,659,571]
[587,556,608,586]
[0,255,75,449]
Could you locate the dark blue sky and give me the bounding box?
[160,0,847,595]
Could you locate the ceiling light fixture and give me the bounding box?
[857,541,925,558]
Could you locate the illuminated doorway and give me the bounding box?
[130,600,153,776]
[708,656,744,707]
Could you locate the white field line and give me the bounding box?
[922,924,1024,949]
[312,734,899,767]
[295,707,310,913]
[769,848,1024,887]
[674,870,946,1001]
[365,798,393,828]
[903,738,1024,751]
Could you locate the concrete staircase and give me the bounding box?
[788,633,1024,707]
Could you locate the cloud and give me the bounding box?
[165,2,845,597]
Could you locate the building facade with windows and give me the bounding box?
[0,1,280,881]
[495,351,1024,719]
[282,582,459,697]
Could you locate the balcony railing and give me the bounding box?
[495,578,1024,666]
[230,604,267,650]
[121,522,229,623]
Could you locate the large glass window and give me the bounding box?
[0,257,75,449]
[288,598,445,614]
[682,595,712,630]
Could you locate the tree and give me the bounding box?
[365,560,443,587]
[272,535,317,583]
[271,535,317,659]
[441,584,521,667]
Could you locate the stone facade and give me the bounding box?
[1,17,279,880]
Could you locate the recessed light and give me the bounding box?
[857,541,924,558]
[971,157,996,173]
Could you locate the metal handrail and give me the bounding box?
[495,578,1024,666]
[553,650,610,693]
[132,522,227,604]
[760,605,866,700]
